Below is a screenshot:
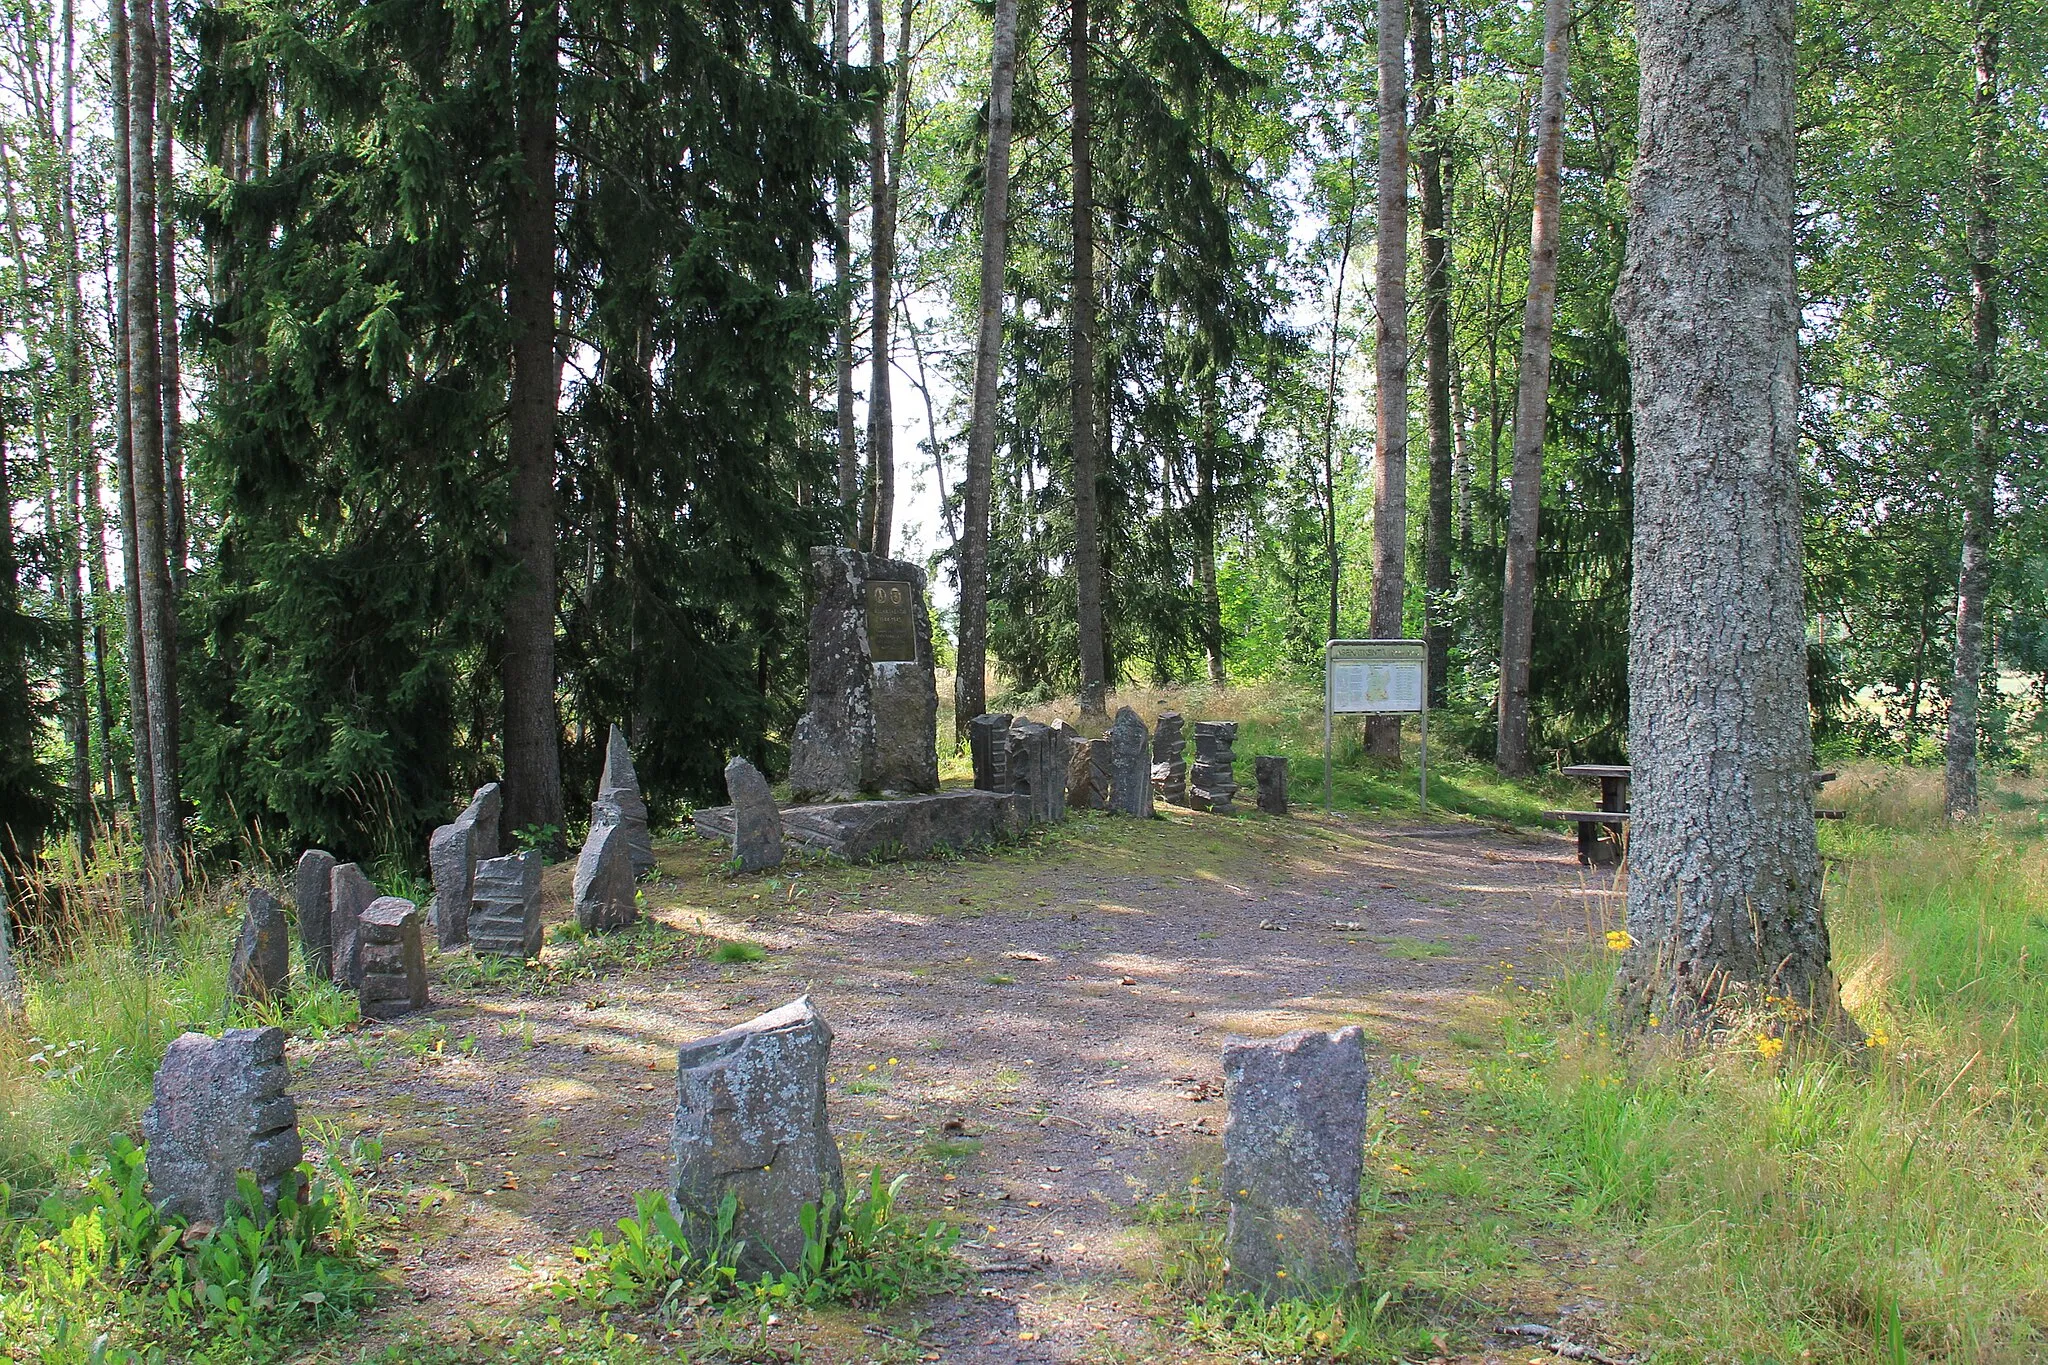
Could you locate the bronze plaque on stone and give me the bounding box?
[864,580,918,662]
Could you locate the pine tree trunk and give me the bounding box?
[111,0,153,840]
[1450,360,1474,556]
[833,0,858,538]
[503,0,565,855]
[1613,0,1844,1037]
[1944,3,2000,821]
[1413,0,1453,711]
[1495,0,1568,777]
[1322,178,1355,644]
[954,0,1019,742]
[1069,0,1106,717]
[862,0,912,560]
[126,0,182,892]
[155,0,184,589]
[1366,0,1409,760]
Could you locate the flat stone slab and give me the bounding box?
[143,1026,302,1225]
[671,997,844,1275]
[1223,1025,1368,1297]
[696,788,1027,863]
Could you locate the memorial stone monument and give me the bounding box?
[294,849,336,982]
[1152,712,1188,805]
[592,726,655,878]
[357,897,428,1019]
[1192,720,1240,813]
[1108,708,1154,818]
[788,547,939,800]
[471,851,544,959]
[1223,1025,1368,1297]
[671,997,844,1275]
[143,1026,303,1224]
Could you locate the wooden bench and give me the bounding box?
[1542,809,1627,866]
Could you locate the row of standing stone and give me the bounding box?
[144,997,1370,1305]
[971,706,1289,818]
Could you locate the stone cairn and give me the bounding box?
[593,724,656,879]
[1107,707,1154,818]
[430,781,502,949]
[471,851,544,960]
[1256,756,1290,816]
[328,862,377,990]
[228,889,291,1009]
[358,897,428,1019]
[294,849,336,982]
[143,1026,303,1224]
[1191,720,1239,814]
[1222,1025,1368,1297]
[723,757,786,873]
[575,821,641,932]
[671,996,844,1275]
[1152,711,1188,806]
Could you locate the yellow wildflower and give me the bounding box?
[1865,1031,1890,1049]
[1756,1035,1785,1060]
[1605,930,1634,953]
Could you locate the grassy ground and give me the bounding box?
[3,697,2045,1361]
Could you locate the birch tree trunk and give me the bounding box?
[1322,166,1355,644]
[833,0,858,537]
[1495,0,1568,777]
[1070,0,1107,717]
[1412,0,1453,710]
[1612,0,1845,1038]
[1944,2,2000,821]
[1365,0,1408,760]
[502,0,565,855]
[954,0,1019,742]
[126,0,182,892]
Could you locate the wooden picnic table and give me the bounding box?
[1545,765,1841,866]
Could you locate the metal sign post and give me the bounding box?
[1324,639,1429,815]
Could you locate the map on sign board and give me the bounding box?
[1327,642,1425,714]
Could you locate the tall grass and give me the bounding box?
[1482,765,2048,1361]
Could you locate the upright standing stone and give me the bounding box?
[591,726,656,878]
[788,547,940,800]
[428,820,475,950]
[470,851,544,959]
[1152,712,1188,805]
[294,849,337,982]
[1006,720,1066,825]
[575,821,640,931]
[1085,738,1114,811]
[723,757,786,872]
[1222,1025,1368,1297]
[670,997,845,1275]
[968,712,1016,792]
[143,1026,303,1224]
[228,889,291,1008]
[1053,721,1098,810]
[468,781,503,861]
[1192,720,1240,814]
[357,898,428,1019]
[1256,756,1290,816]
[1107,708,1154,818]
[328,862,376,990]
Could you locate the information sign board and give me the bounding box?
[1324,639,1429,812]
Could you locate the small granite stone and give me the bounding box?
[1006,720,1067,825]
[143,1026,303,1225]
[294,849,336,982]
[1107,708,1154,818]
[968,712,1016,792]
[1152,712,1188,806]
[357,897,428,1019]
[471,851,544,959]
[592,725,655,878]
[1256,756,1290,815]
[724,757,786,872]
[670,997,845,1275]
[228,889,291,1008]
[575,821,640,932]
[1223,1025,1367,1297]
[328,862,376,990]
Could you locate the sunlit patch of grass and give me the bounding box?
[1379,935,1455,961]
[712,940,767,965]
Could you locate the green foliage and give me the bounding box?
[440,918,703,995]
[0,1135,380,1363]
[558,1169,961,1316]
[711,939,766,965]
